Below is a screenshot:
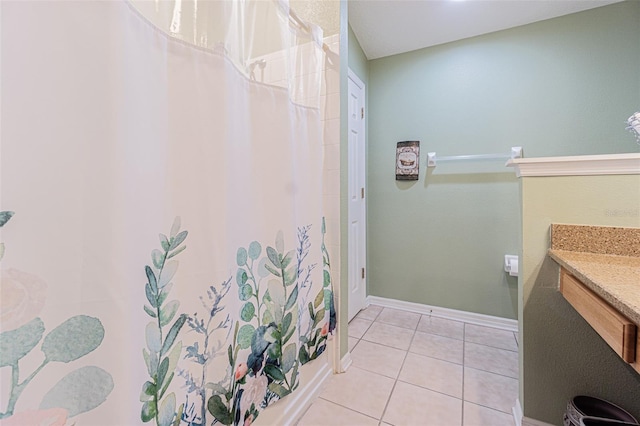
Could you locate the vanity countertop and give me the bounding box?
[548,223,640,325]
[548,249,640,325]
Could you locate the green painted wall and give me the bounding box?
[366,1,640,320]
[348,25,368,84]
[520,174,640,423]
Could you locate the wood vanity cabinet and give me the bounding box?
[560,268,637,365]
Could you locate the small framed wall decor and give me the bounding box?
[395,141,420,180]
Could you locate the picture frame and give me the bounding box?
[395,141,420,180]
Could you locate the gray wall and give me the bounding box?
[365,1,640,320]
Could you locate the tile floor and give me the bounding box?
[297,304,519,426]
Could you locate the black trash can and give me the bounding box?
[581,418,640,426]
[564,396,638,426]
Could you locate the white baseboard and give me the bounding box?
[256,357,332,426]
[367,296,518,332]
[513,399,523,425]
[522,417,555,426]
[341,352,353,372]
[513,399,555,426]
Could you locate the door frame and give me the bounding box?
[347,68,367,321]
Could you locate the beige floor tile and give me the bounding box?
[320,366,395,419]
[464,342,518,378]
[362,322,415,351]
[351,340,407,379]
[356,304,383,321]
[399,352,463,398]
[383,381,462,426]
[376,307,421,330]
[349,318,373,339]
[348,336,359,351]
[463,402,515,426]
[418,315,465,340]
[463,367,518,414]
[297,398,379,426]
[465,324,518,351]
[410,331,464,364]
[308,306,523,426]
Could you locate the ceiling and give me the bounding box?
[348,0,623,60]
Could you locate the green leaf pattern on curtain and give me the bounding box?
[140,217,335,426]
[0,212,114,424]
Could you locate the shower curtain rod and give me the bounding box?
[427,146,523,167]
[282,1,333,55]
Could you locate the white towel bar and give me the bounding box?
[427,146,522,167]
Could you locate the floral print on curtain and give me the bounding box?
[1,1,332,425]
[140,218,335,426]
[0,211,114,425]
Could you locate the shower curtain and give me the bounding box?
[0,1,334,425]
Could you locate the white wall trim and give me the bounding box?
[341,351,353,372]
[368,296,518,331]
[513,399,556,426]
[522,416,556,426]
[265,353,351,425]
[277,361,332,426]
[506,153,640,177]
[513,398,524,425]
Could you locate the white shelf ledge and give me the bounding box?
[506,153,640,177]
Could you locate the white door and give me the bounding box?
[347,70,367,321]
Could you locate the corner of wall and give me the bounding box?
[338,0,349,360]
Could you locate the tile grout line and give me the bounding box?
[380,308,467,425]
[464,365,519,380]
[462,399,517,417]
[352,306,390,425]
[375,307,402,426]
[350,306,518,424]
[376,309,420,426]
[316,395,382,423]
[378,379,397,426]
[364,308,520,425]
[466,340,519,353]
[365,307,388,425]
[463,321,522,418]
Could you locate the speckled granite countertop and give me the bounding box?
[548,249,640,325]
[550,224,640,257]
[549,224,640,325]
